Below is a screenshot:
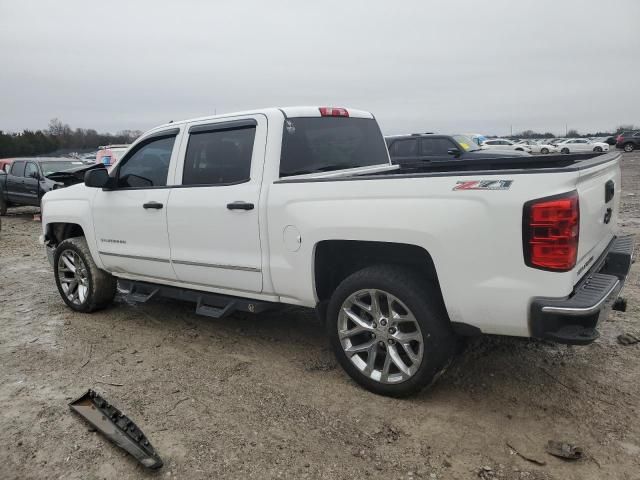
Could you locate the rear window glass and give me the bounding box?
[11,161,26,176]
[279,117,389,177]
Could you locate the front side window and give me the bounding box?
[117,136,175,188]
[421,138,457,155]
[25,162,39,178]
[182,126,255,186]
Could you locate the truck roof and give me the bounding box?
[150,106,375,133]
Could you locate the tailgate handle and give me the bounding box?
[605,180,615,203]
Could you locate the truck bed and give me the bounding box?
[387,152,616,176]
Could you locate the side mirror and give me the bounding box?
[447,148,461,157]
[84,168,110,188]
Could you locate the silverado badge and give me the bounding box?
[453,180,513,191]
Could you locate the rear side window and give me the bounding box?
[117,135,175,188]
[389,139,418,157]
[11,161,25,177]
[280,117,389,177]
[182,126,255,186]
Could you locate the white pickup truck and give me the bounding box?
[41,106,633,397]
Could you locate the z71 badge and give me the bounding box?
[453,180,513,191]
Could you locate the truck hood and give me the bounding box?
[45,163,104,187]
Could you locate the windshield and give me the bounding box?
[452,135,480,152]
[279,117,389,177]
[40,161,86,176]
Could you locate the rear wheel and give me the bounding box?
[624,143,635,152]
[561,147,570,154]
[541,148,549,154]
[327,265,457,397]
[54,237,117,312]
[0,196,7,216]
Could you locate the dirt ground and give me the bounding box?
[1,151,640,480]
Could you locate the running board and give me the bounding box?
[69,389,163,469]
[118,280,273,319]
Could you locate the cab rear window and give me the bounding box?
[279,117,389,177]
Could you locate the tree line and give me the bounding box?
[513,124,638,139]
[0,118,142,158]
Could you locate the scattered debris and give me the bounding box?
[69,389,163,469]
[477,465,495,479]
[94,380,124,387]
[506,440,546,466]
[617,333,640,345]
[80,344,93,368]
[545,440,583,460]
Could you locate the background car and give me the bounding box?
[516,140,558,154]
[95,144,129,166]
[482,138,532,153]
[0,158,15,172]
[616,131,640,152]
[386,133,530,164]
[557,138,609,154]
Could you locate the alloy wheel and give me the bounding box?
[338,289,424,384]
[57,250,89,305]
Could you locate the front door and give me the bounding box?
[167,116,266,293]
[23,162,41,206]
[92,131,180,280]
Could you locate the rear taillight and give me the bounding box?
[523,191,579,272]
[319,107,349,117]
[616,134,623,143]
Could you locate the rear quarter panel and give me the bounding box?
[266,170,584,337]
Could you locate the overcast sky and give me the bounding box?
[1,0,639,136]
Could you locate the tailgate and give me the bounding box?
[574,154,621,283]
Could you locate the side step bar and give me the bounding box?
[118,280,274,319]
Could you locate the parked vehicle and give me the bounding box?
[604,136,617,146]
[616,131,640,152]
[557,138,609,154]
[0,157,100,215]
[96,144,130,166]
[41,106,632,397]
[516,140,558,154]
[386,134,530,164]
[0,158,15,172]
[482,138,532,153]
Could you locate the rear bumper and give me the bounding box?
[530,235,634,345]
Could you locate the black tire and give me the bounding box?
[594,146,603,152]
[53,237,117,312]
[541,148,549,154]
[561,148,570,154]
[515,148,524,151]
[326,265,457,397]
[0,195,7,216]
[624,143,635,153]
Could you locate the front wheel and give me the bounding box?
[54,237,117,312]
[326,265,457,397]
[540,148,549,154]
[594,146,603,152]
[624,143,635,152]
[561,148,570,154]
[0,195,7,216]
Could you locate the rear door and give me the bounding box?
[92,129,181,280]
[388,138,418,163]
[166,116,266,293]
[6,161,26,203]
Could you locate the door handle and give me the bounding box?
[143,201,163,209]
[227,201,254,211]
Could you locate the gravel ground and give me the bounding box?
[1,151,640,480]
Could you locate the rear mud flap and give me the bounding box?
[69,389,163,469]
